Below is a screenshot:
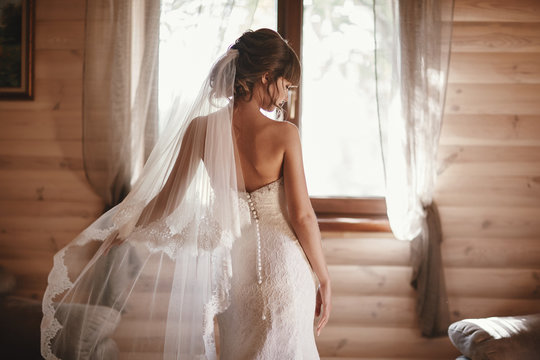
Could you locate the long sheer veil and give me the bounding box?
[41,49,249,359]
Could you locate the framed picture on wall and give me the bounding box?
[0,0,34,100]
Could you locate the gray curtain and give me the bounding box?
[374,0,455,336]
[83,0,160,209]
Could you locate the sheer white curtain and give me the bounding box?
[159,0,266,134]
[83,0,265,207]
[374,0,455,336]
[83,0,160,208]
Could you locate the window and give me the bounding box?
[159,0,388,224]
[278,0,387,222]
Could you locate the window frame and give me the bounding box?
[277,0,388,229]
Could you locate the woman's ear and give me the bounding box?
[261,72,270,85]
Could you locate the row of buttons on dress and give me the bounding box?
[246,193,267,320]
[246,193,262,285]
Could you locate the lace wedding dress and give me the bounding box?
[216,177,320,359]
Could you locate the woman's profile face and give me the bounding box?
[259,76,293,112]
[274,77,293,109]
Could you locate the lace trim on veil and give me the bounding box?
[41,213,235,360]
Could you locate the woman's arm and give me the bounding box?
[135,117,206,226]
[104,118,206,253]
[281,122,331,336]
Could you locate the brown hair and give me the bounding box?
[230,28,301,107]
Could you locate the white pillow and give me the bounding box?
[448,314,540,360]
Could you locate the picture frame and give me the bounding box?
[0,0,34,100]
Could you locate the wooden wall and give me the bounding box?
[438,0,540,323]
[317,0,540,358]
[0,0,104,300]
[0,0,539,359]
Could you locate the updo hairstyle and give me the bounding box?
[229,29,301,107]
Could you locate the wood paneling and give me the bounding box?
[435,3,540,356]
[0,0,539,359]
[35,21,85,50]
[0,0,103,305]
[451,22,540,53]
[448,53,540,84]
[439,115,540,146]
[35,0,85,21]
[326,233,540,269]
[454,0,540,22]
[445,84,540,115]
[315,326,456,358]
[0,110,82,141]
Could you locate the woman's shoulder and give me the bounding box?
[266,119,298,138]
[261,120,299,151]
[276,120,300,146]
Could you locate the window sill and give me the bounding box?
[316,214,390,232]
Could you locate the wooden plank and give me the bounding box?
[449,297,540,321]
[453,0,540,22]
[312,198,387,216]
[435,146,540,206]
[321,231,396,240]
[323,237,410,266]
[318,217,391,232]
[446,268,540,299]
[36,0,85,21]
[445,83,540,115]
[436,174,540,192]
[0,140,83,157]
[34,49,83,80]
[0,110,82,140]
[434,186,540,207]
[437,161,540,178]
[315,326,458,358]
[448,52,540,84]
[451,22,540,53]
[438,145,540,162]
[330,265,415,297]
[329,295,416,328]
[439,114,540,146]
[330,265,540,299]
[438,205,540,238]
[442,237,540,269]
[0,200,102,217]
[0,179,99,202]
[0,155,84,171]
[0,169,89,184]
[0,230,81,254]
[35,21,84,50]
[0,79,82,111]
[435,173,540,207]
[0,216,97,232]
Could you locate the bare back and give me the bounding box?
[233,114,290,192]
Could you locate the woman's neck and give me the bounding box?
[233,98,265,128]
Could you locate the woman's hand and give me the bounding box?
[315,281,331,336]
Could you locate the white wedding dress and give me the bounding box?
[216,177,320,360]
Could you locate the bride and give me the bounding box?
[41,28,331,360]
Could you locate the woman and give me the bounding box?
[215,29,331,359]
[41,28,330,360]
